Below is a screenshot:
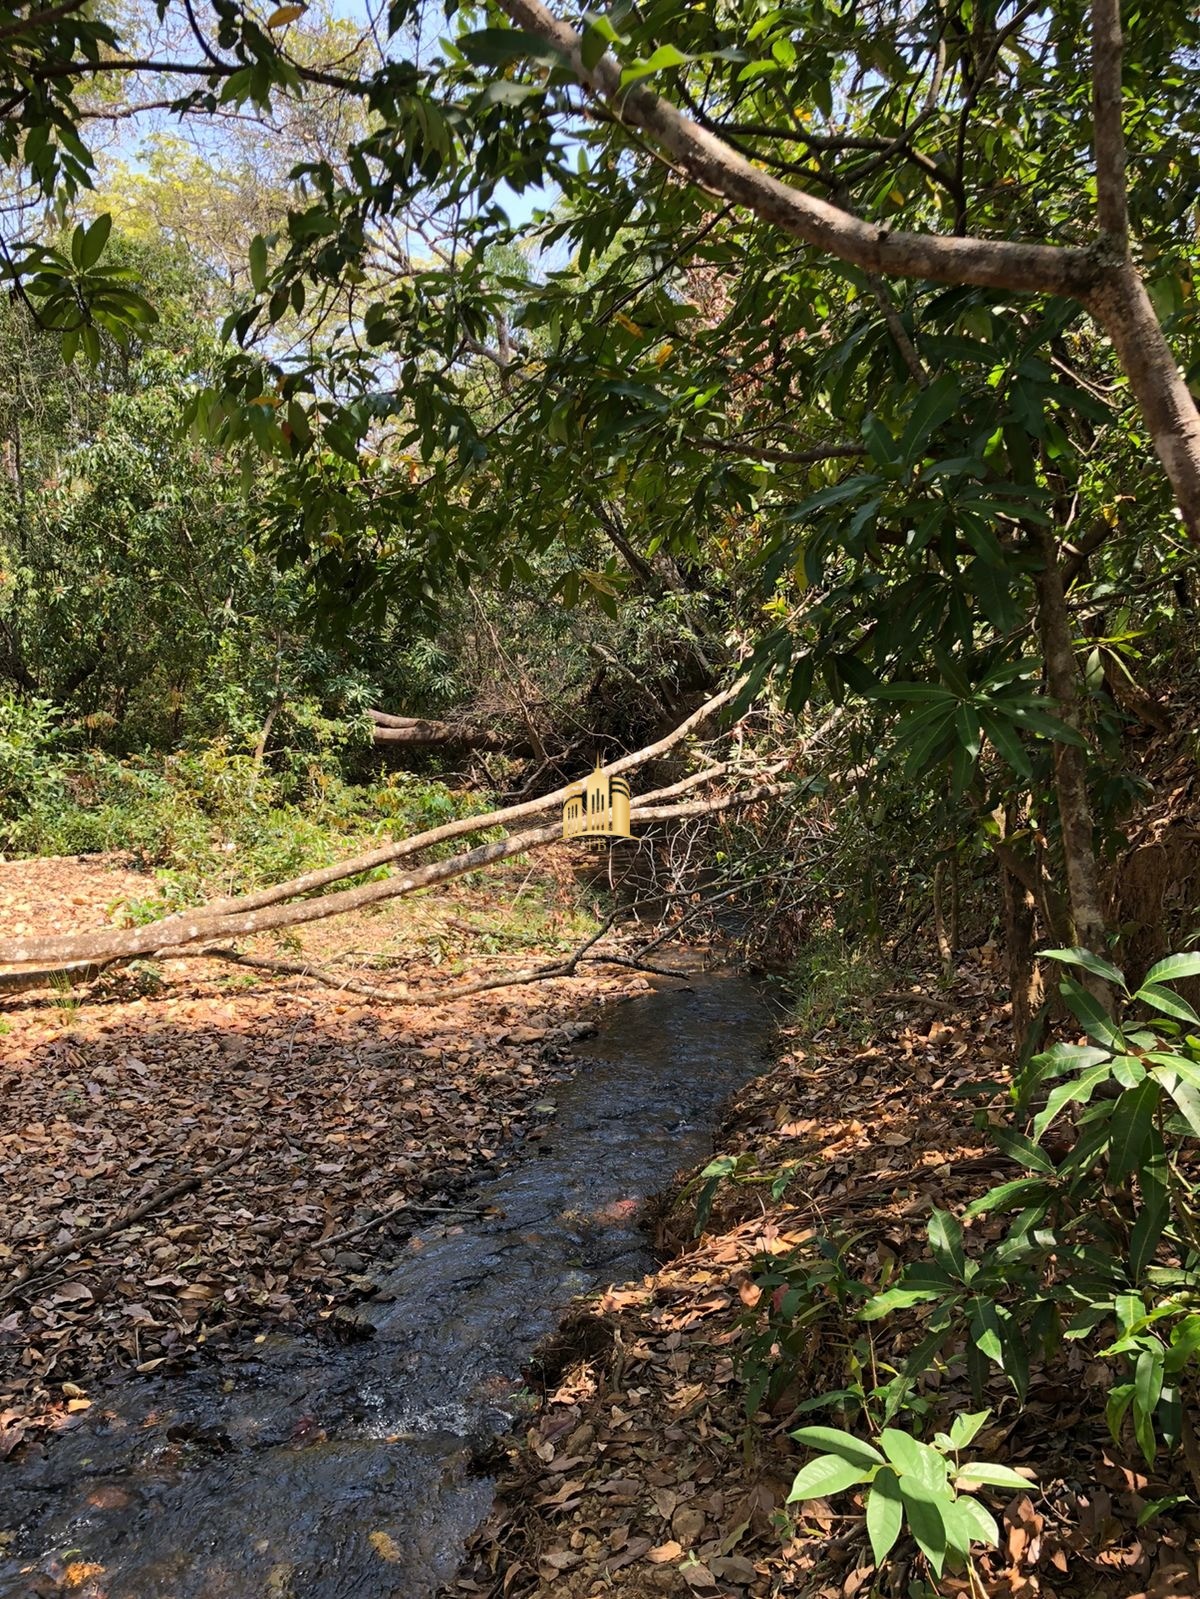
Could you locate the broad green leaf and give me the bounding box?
[1134,981,1200,1026]
[865,1468,904,1566]
[1144,954,1200,986]
[77,213,112,271]
[898,1482,948,1576]
[1129,1146,1169,1282]
[988,1127,1057,1174]
[965,1178,1051,1217]
[458,27,565,66]
[1107,1078,1159,1185]
[947,1410,990,1450]
[861,1265,957,1319]
[942,1493,1000,1553]
[249,235,269,293]
[789,1427,883,1468]
[1057,976,1125,1049]
[879,1430,947,1490]
[1042,947,1126,988]
[955,1461,1036,1490]
[1033,1063,1116,1139]
[787,1453,871,1501]
[620,43,690,85]
[928,1209,966,1279]
[1135,1345,1164,1420]
[1151,1064,1200,1138]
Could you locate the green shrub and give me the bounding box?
[0,703,491,901]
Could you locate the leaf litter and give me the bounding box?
[0,851,643,1460]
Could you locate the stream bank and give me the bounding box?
[462,966,1200,1599]
[1,969,773,1598]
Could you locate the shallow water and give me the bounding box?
[1,971,772,1598]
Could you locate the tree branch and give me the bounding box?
[493,0,1098,298]
[1091,0,1129,243]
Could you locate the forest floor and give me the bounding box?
[0,850,644,1456]
[459,965,1200,1599]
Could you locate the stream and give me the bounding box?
[1,970,772,1598]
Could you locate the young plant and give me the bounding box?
[787,1410,1032,1578]
[853,948,1200,1469]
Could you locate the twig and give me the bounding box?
[2,1146,246,1303]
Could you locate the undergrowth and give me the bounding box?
[0,693,492,905]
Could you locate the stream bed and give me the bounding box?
[1,970,772,1598]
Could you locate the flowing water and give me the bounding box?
[1,971,772,1598]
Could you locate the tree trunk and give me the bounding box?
[1086,263,1200,544]
[0,782,782,990]
[998,804,1045,1052]
[1034,531,1111,1000]
[933,858,954,977]
[0,681,759,981]
[369,710,517,751]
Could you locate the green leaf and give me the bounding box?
[879,1430,948,1490]
[1057,976,1125,1050]
[1144,953,1200,986]
[928,1209,966,1279]
[458,26,564,66]
[988,1127,1057,1174]
[580,14,618,70]
[1033,1063,1116,1139]
[249,235,269,293]
[77,212,112,271]
[789,1427,883,1469]
[898,1482,948,1577]
[1107,1078,1159,1185]
[942,1493,1000,1554]
[787,1453,871,1501]
[955,1461,1036,1490]
[979,710,1032,777]
[619,42,689,85]
[1129,1146,1169,1282]
[1135,981,1200,1026]
[965,1178,1051,1217]
[861,1265,957,1319]
[1042,947,1126,988]
[1151,1063,1200,1138]
[865,1468,904,1566]
[947,1410,991,1450]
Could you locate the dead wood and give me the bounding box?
[0,680,747,984]
[0,780,784,992]
[369,710,515,751]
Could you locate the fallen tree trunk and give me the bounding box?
[21,785,780,968]
[0,679,797,1000]
[0,679,749,974]
[369,710,517,751]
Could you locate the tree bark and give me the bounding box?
[0,682,763,975]
[369,710,515,751]
[1085,264,1200,542]
[1034,531,1111,994]
[998,804,1045,1050]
